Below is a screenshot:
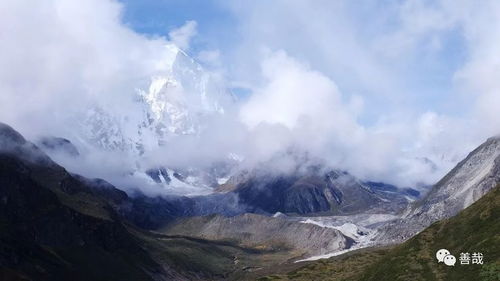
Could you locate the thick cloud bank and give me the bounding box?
[0,0,499,193]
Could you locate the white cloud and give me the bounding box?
[168,20,198,50]
[235,50,465,187]
[450,1,500,136]
[240,50,364,146]
[197,49,221,67]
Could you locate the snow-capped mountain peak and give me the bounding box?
[135,44,232,138]
[76,44,232,153]
[50,44,237,195]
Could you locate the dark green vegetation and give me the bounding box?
[259,184,500,281]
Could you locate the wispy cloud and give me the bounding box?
[168,20,198,50]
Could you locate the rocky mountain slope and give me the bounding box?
[259,184,500,281]
[162,213,353,257]
[217,168,416,216]
[0,123,172,280]
[411,136,500,218]
[377,136,500,242]
[265,135,500,263]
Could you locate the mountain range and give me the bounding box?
[1,120,499,280]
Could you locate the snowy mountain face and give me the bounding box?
[48,44,236,195]
[78,45,232,154]
[136,47,232,143]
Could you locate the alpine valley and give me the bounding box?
[1,46,499,281]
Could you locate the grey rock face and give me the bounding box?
[413,137,500,218]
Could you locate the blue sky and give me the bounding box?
[120,0,237,54]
